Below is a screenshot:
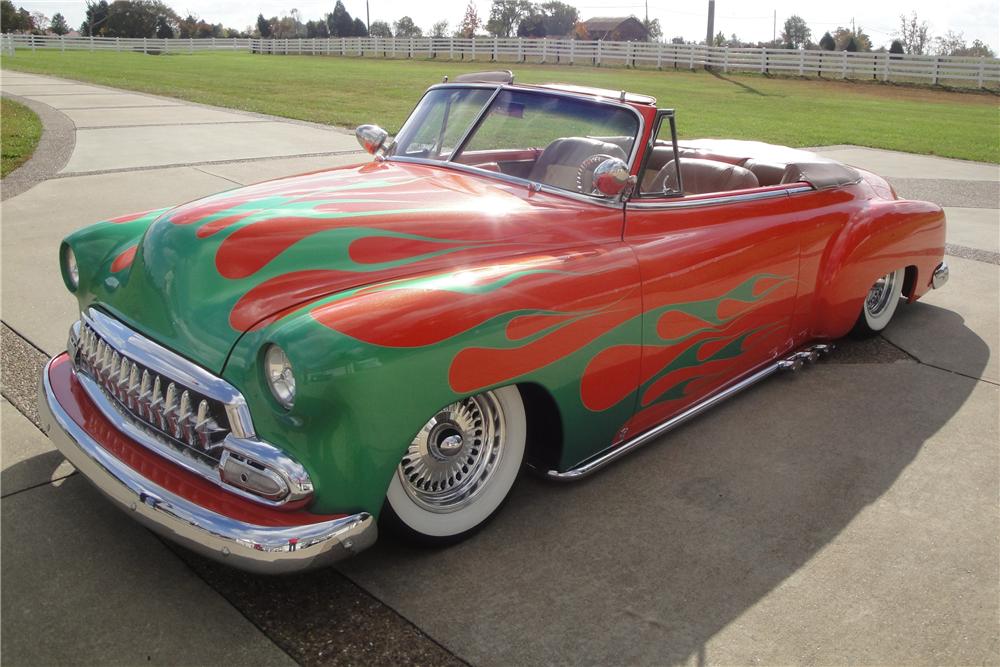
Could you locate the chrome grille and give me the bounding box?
[76,321,229,459]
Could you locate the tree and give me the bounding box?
[845,36,858,52]
[486,0,531,38]
[49,12,70,34]
[155,13,173,37]
[955,39,996,57]
[328,1,353,37]
[670,35,685,45]
[393,15,422,38]
[832,26,871,51]
[456,1,481,38]
[352,17,368,36]
[430,20,449,38]
[642,17,661,42]
[30,10,48,33]
[256,13,272,37]
[540,1,577,37]
[80,0,110,36]
[713,30,725,47]
[889,40,904,55]
[105,1,177,38]
[780,15,810,49]
[897,12,930,55]
[516,12,545,37]
[369,20,392,37]
[819,31,835,51]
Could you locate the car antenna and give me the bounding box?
[442,75,449,83]
[620,90,626,102]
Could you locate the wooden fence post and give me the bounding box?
[759,47,766,73]
[932,56,941,85]
[977,57,985,88]
[596,40,602,66]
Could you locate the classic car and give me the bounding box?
[38,71,948,573]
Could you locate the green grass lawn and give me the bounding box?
[3,51,999,163]
[1,97,42,178]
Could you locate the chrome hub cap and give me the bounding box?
[865,271,897,317]
[398,392,506,513]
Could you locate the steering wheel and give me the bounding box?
[576,154,618,194]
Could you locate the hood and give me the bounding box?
[97,160,613,373]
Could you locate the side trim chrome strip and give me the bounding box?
[627,185,813,210]
[38,356,376,574]
[546,344,833,481]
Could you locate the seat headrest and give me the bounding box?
[658,158,760,195]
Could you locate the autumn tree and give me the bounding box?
[456,1,481,38]
[897,11,930,55]
[780,15,810,49]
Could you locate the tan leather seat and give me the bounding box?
[743,159,787,186]
[529,137,627,192]
[655,158,760,194]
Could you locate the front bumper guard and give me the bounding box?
[38,355,376,574]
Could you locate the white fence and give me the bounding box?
[3,33,998,88]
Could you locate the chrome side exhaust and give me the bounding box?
[545,344,835,481]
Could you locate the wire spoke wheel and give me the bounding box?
[385,386,526,543]
[399,392,504,513]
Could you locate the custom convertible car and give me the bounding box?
[38,71,948,573]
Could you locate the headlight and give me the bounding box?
[62,245,79,291]
[264,344,296,409]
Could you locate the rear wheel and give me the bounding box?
[383,386,526,545]
[851,268,905,337]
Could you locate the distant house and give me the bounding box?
[581,16,648,41]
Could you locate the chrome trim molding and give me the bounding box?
[932,262,949,289]
[545,344,834,481]
[628,185,814,210]
[38,358,376,574]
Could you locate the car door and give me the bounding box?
[620,122,807,439]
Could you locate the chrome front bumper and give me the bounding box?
[38,356,377,574]
[932,262,949,289]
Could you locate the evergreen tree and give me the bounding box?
[256,13,271,37]
[819,31,835,51]
[50,12,70,35]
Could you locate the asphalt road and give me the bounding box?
[1,71,997,666]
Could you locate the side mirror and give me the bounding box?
[356,124,389,155]
[591,157,631,197]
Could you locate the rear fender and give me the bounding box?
[814,199,945,338]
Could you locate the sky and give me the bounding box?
[16,0,1000,51]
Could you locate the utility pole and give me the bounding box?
[705,0,715,46]
[366,0,370,32]
[773,10,776,43]
[645,0,648,24]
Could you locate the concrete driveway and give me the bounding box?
[2,71,997,666]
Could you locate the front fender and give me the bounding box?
[222,245,644,515]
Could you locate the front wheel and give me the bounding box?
[383,386,526,545]
[851,268,905,337]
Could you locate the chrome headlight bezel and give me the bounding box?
[61,244,80,292]
[263,344,296,410]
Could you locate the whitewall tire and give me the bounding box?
[852,268,905,337]
[383,386,526,544]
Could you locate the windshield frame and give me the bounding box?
[387,83,646,205]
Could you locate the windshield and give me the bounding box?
[390,87,640,195]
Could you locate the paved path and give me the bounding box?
[2,71,997,666]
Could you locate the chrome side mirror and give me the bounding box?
[356,124,389,155]
[591,157,631,197]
